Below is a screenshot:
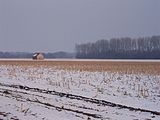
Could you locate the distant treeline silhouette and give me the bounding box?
[0,52,75,59]
[75,35,160,59]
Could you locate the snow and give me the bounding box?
[0,63,160,120]
[1,58,160,62]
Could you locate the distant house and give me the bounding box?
[32,53,44,60]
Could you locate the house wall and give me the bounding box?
[37,54,44,60]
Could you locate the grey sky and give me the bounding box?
[0,0,160,52]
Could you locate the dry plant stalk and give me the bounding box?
[0,60,160,75]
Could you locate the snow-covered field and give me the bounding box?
[0,60,160,120]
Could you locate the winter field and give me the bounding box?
[0,59,160,120]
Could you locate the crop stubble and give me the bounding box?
[0,60,160,75]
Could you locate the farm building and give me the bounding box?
[32,53,44,60]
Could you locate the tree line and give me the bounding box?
[75,35,160,59]
[0,52,75,59]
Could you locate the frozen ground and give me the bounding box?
[0,63,160,120]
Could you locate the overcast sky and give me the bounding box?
[0,0,160,52]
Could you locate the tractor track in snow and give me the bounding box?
[0,84,102,119]
[0,82,160,116]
